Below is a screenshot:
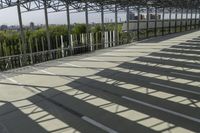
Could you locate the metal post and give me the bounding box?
[199,8,200,29]
[41,37,45,51]
[85,2,90,47]
[190,9,193,30]
[137,6,140,40]
[17,2,27,58]
[115,4,118,45]
[28,39,33,64]
[44,0,51,56]
[169,7,172,34]
[66,2,72,55]
[61,35,64,57]
[126,6,130,42]
[195,8,198,29]
[101,4,105,48]
[155,7,158,36]
[162,7,165,36]
[146,5,149,38]
[180,8,183,32]
[175,8,178,33]
[186,8,188,30]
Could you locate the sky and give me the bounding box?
[0,6,126,26]
[0,6,195,26]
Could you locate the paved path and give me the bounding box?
[0,30,200,133]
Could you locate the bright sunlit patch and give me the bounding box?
[57,85,193,133]
[89,75,200,109]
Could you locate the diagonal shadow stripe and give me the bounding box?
[0,102,48,133]
[119,62,200,82]
[135,57,200,70]
[186,40,200,43]
[67,77,200,132]
[171,45,200,50]
[28,88,156,133]
[162,48,200,55]
[97,69,200,100]
[149,52,200,61]
[178,43,200,47]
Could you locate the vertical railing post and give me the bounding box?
[90,33,93,51]
[85,2,90,49]
[61,35,64,57]
[175,8,178,33]
[199,8,200,29]
[114,4,118,46]
[186,8,188,30]
[44,0,51,59]
[180,8,183,32]
[28,38,33,64]
[195,7,198,29]
[146,5,149,38]
[66,2,72,55]
[101,4,105,48]
[17,2,27,65]
[162,7,165,36]
[126,6,130,43]
[190,9,193,30]
[169,7,172,34]
[137,6,140,40]
[154,7,158,37]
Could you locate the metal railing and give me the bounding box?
[0,20,199,71]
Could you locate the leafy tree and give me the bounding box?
[49,25,68,37]
[72,24,86,35]
[0,31,6,42]
[91,24,102,33]
[29,28,46,39]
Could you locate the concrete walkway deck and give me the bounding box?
[0,30,200,133]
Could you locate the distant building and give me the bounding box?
[30,22,35,30]
[122,13,163,32]
[128,13,146,21]
[8,25,19,30]
[150,14,161,20]
[0,25,8,30]
[129,12,136,20]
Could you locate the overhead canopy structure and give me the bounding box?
[0,0,200,13]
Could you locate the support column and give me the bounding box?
[101,4,105,48]
[198,8,200,29]
[180,8,183,32]
[186,8,188,30]
[126,6,130,42]
[154,7,158,36]
[169,7,172,34]
[146,5,149,38]
[137,6,140,40]
[162,7,165,36]
[190,9,193,30]
[85,2,90,47]
[44,0,51,56]
[199,8,200,29]
[195,8,198,29]
[114,4,118,45]
[175,8,178,33]
[17,3,26,55]
[66,2,72,55]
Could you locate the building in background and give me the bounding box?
[122,13,162,32]
[30,22,35,30]
[0,25,8,30]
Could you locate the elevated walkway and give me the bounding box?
[0,30,200,133]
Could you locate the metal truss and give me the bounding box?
[0,0,200,14]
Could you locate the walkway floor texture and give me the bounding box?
[0,31,200,133]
